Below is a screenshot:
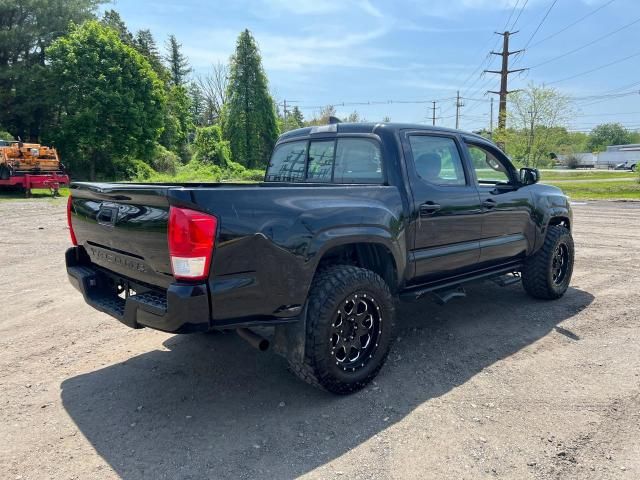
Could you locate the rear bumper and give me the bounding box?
[66,247,210,333]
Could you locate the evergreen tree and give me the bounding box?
[189,82,206,126]
[223,29,278,168]
[101,9,134,45]
[291,106,304,128]
[165,34,191,86]
[282,105,304,132]
[159,84,193,162]
[134,29,168,82]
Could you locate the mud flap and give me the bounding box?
[272,303,308,365]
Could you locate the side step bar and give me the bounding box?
[400,261,523,302]
[432,285,466,305]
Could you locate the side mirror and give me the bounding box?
[519,167,539,186]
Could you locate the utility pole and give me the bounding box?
[484,31,527,143]
[432,101,437,126]
[490,97,494,138]
[283,99,288,126]
[455,91,464,129]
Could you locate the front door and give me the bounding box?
[464,140,536,265]
[404,132,483,282]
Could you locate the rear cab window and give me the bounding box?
[265,137,383,184]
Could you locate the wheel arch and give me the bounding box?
[548,215,571,232]
[309,234,405,295]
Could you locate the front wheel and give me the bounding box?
[288,265,396,394]
[522,225,574,300]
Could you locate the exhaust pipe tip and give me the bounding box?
[236,328,270,351]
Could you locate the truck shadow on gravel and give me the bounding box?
[61,283,593,479]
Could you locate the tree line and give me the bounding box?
[1,2,637,179]
[1,2,289,180]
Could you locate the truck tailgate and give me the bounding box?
[69,183,174,289]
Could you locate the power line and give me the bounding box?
[528,0,616,49]
[547,51,640,85]
[509,0,529,31]
[522,0,558,50]
[502,0,522,30]
[284,97,457,110]
[459,0,528,99]
[529,16,640,69]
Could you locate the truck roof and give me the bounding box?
[277,122,492,145]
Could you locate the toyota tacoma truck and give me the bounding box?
[65,123,574,394]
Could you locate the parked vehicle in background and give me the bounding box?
[613,161,637,171]
[558,144,639,170]
[65,123,575,393]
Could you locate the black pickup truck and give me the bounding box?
[66,123,574,393]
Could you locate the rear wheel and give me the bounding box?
[522,225,574,300]
[0,165,9,180]
[288,265,395,394]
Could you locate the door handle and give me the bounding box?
[420,202,442,216]
[482,199,497,210]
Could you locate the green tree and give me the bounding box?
[160,84,193,161]
[100,9,133,45]
[189,81,206,126]
[193,125,231,166]
[223,29,278,168]
[587,123,632,152]
[48,21,165,180]
[165,34,191,86]
[500,84,573,167]
[281,105,304,132]
[305,105,337,126]
[134,29,169,82]
[0,0,105,140]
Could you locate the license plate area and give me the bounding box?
[116,280,137,300]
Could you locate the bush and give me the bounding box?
[193,125,231,166]
[125,159,155,181]
[0,128,14,140]
[564,155,581,169]
[150,145,179,175]
[239,168,265,181]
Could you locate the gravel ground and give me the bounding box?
[0,199,638,480]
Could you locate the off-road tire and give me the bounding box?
[288,265,395,394]
[522,225,574,300]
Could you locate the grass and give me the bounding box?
[2,173,639,203]
[0,186,70,201]
[547,180,640,200]
[538,170,637,181]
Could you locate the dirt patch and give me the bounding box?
[0,199,638,479]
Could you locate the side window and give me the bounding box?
[409,135,466,186]
[306,140,335,182]
[265,140,307,182]
[466,144,511,184]
[333,138,383,184]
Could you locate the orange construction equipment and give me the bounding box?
[0,139,70,196]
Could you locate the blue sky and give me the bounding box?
[109,0,640,132]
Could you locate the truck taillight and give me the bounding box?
[67,195,78,246]
[168,206,217,281]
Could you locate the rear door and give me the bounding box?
[403,131,483,281]
[463,140,536,265]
